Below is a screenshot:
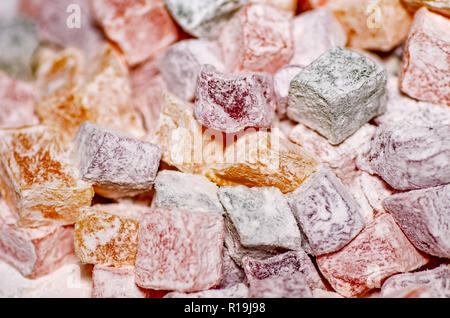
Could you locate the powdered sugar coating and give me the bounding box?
[158,39,224,101]
[74,121,162,199]
[402,0,450,17]
[288,166,365,255]
[290,7,347,66]
[356,123,450,190]
[273,65,303,118]
[288,47,387,145]
[219,247,246,288]
[0,71,38,129]
[92,0,178,66]
[92,265,147,298]
[164,0,248,38]
[0,125,94,227]
[383,184,450,258]
[194,64,276,133]
[154,170,224,215]
[381,265,450,298]
[219,186,302,251]
[219,3,294,74]
[354,171,393,216]
[400,7,450,106]
[317,214,429,297]
[135,208,224,292]
[74,205,141,266]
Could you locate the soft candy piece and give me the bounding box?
[219,247,246,288]
[0,126,94,227]
[402,0,450,17]
[290,7,347,66]
[19,0,104,53]
[0,199,75,278]
[400,7,450,106]
[153,170,224,215]
[383,184,450,258]
[194,64,276,133]
[164,0,248,38]
[381,265,450,298]
[352,171,393,216]
[92,0,178,66]
[327,0,412,52]
[92,265,148,298]
[135,208,224,292]
[0,17,39,80]
[74,121,162,199]
[288,47,387,145]
[289,123,376,184]
[287,166,365,255]
[0,71,38,128]
[158,40,224,101]
[273,65,303,118]
[316,214,429,297]
[218,186,302,251]
[252,0,297,12]
[74,205,142,266]
[36,45,145,143]
[206,130,318,193]
[164,283,248,298]
[357,123,450,191]
[242,251,326,296]
[219,3,294,74]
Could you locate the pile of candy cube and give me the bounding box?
[0,0,449,298]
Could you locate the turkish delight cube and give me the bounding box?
[92,265,148,298]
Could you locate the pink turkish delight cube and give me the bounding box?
[274,65,303,118]
[194,64,276,133]
[135,208,224,292]
[400,7,450,106]
[316,214,429,297]
[219,3,294,74]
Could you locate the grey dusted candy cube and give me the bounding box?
[153,170,224,215]
[164,0,249,38]
[74,121,162,199]
[287,166,365,256]
[0,17,39,80]
[218,186,302,251]
[381,265,450,298]
[383,184,450,259]
[287,47,387,145]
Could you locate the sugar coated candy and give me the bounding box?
[0,126,94,227]
[194,64,276,133]
[19,0,104,53]
[0,71,38,129]
[242,251,326,298]
[74,204,142,266]
[219,247,246,288]
[327,0,413,52]
[219,3,294,74]
[381,264,450,298]
[153,170,224,215]
[206,130,318,193]
[219,186,302,251]
[92,0,179,66]
[288,47,387,145]
[36,44,145,144]
[317,214,429,297]
[164,283,248,298]
[289,123,376,184]
[273,65,303,118]
[290,7,347,66]
[402,0,450,17]
[0,16,39,80]
[400,7,450,106]
[164,0,248,38]
[287,166,365,255]
[135,208,224,292]
[74,121,162,199]
[252,0,297,12]
[158,39,224,101]
[383,184,450,258]
[0,199,75,278]
[92,265,149,298]
[357,123,450,191]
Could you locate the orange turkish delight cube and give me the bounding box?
[0,125,94,227]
